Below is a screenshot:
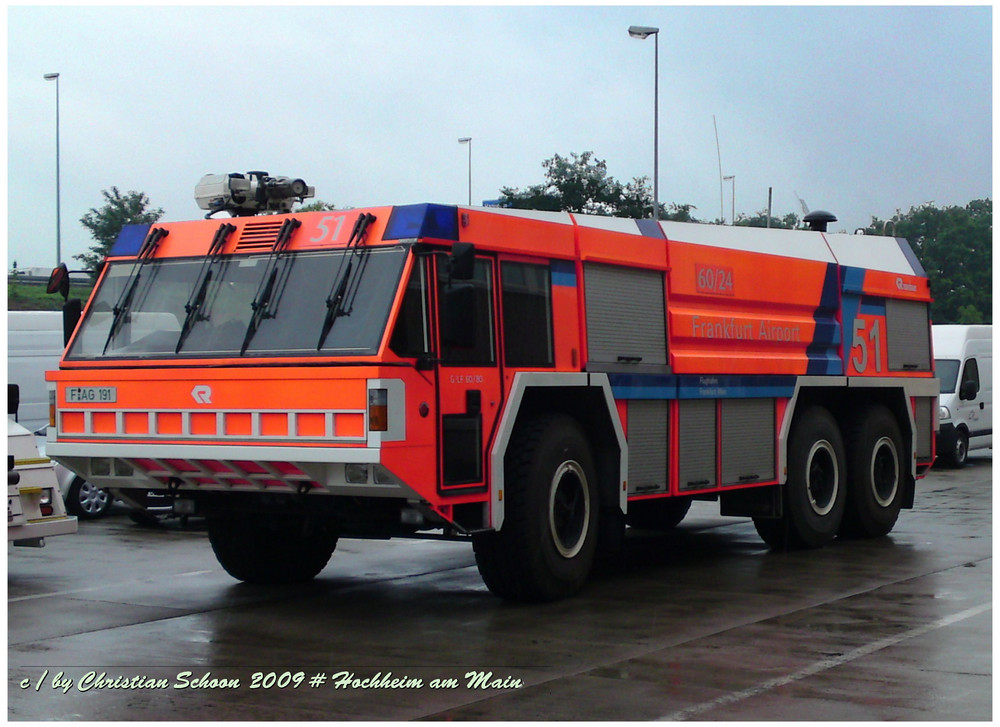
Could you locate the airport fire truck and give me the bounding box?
[46,173,937,600]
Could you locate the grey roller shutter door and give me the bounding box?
[678,399,716,490]
[720,399,775,485]
[584,263,666,366]
[886,299,931,371]
[627,400,668,494]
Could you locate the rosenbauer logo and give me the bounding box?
[191,385,212,404]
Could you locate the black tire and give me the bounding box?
[66,477,113,519]
[208,512,338,584]
[473,415,599,602]
[626,497,692,530]
[943,429,970,468]
[841,405,905,538]
[753,406,846,549]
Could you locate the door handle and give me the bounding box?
[980,402,985,410]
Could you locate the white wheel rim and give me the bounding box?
[870,436,899,507]
[79,481,109,514]
[806,440,839,516]
[548,460,590,559]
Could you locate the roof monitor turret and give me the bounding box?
[195,171,315,218]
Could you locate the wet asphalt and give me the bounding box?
[8,454,991,720]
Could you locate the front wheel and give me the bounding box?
[473,415,599,601]
[754,406,846,549]
[208,512,338,584]
[943,429,969,468]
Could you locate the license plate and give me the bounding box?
[66,386,117,403]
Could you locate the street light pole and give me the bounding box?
[724,175,736,224]
[44,72,61,265]
[629,25,659,220]
[458,137,472,206]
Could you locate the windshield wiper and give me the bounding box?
[102,227,169,354]
[316,212,376,350]
[175,222,236,353]
[239,217,301,355]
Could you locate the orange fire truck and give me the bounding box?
[46,174,937,600]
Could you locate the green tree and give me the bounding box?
[662,203,700,222]
[734,210,801,229]
[864,199,992,324]
[499,151,669,219]
[295,200,338,212]
[76,187,164,275]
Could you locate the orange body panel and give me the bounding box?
[119,207,395,261]
[457,208,576,260]
[667,241,834,375]
[576,226,668,269]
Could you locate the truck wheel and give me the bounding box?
[754,406,845,549]
[626,497,692,530]
[473,415,598,601]
[208,512,338,584]
[841,406,905,538]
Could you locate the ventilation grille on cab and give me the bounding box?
[235,219,285,252]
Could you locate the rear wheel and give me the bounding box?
[754,406,846,549]
[208,512,338,584]
[66,476,113,519]
[841,405,905,538]
[473,414,599,601]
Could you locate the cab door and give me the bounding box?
[433,254,503,494]
[957,354,992,451]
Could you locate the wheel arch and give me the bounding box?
[488,372,626,530]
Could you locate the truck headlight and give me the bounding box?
[939,406,951,421]
[345,464,369,484]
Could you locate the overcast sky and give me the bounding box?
[7,5,992,270]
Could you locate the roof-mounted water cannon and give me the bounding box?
[195,171,315,218]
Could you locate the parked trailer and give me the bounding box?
[9,386,77,546]
[46,195,937,600]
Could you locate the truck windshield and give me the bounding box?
[66,246,408,360]
[934,359,960,394]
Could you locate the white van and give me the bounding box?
[933,325,992,466]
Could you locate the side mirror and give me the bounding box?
[449,243,475,281]
[959,379,978,401]
[45,263,82,345]
[441,284,476,349]
[47,263,71,300]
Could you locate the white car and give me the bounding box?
[54,461,114,519]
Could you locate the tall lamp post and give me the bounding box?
[724,175,736,225]
[44,72,61,265]
[458,137,472,205]
[628,25,659,220]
